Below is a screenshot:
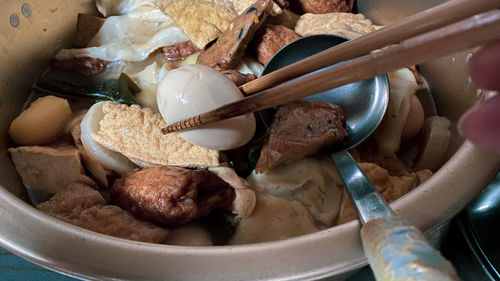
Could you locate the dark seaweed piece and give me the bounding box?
[33,73,140,105]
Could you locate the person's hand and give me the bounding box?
[458,41,500,153]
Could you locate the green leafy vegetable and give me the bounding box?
[34,73,140,105]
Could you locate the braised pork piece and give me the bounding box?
[252,24,301,65]
[221,70,257,86]
[161,41,200,61]
[289,0,354,14]
[52,57,109,76]
[197,0,273,70]
[255,100,347,173]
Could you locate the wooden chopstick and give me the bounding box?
[240,0,500,95]
[162,10,500,134]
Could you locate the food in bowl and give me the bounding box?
[7,0,452,246]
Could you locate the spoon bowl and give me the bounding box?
[262,34,389,150]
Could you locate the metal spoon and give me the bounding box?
[262,34,460,281]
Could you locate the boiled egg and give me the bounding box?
[157,64,256,150]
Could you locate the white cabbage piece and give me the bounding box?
[130,62,160,112]
[374,68,419,155]
[56,1,189,62]
[237,55,264,77]
[230,156,344,244]
[95,0,154,16]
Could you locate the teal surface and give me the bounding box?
[0,248,74,281]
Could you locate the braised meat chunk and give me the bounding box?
[255,100,346,173]
[111,166,234,227]
[274,0,290,9]
[161,41,200,61]
[221,70,257,87]
[52,57,109,76]
[289,0,354,14]
[197,0,273,70]
[253,24,301,65]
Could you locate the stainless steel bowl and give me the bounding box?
[1,0,499,280]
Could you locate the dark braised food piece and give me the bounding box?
[111,165,234,227]
[255,100,346,173]
[52,57,109,76]
[197,0,273,70]
[74,14,106,48]
[161,41,200,61]
[38,183,170,243]
[221,70,257,87]
[252,24,300,65]
[289,0,354,14]
[274,0,290,9]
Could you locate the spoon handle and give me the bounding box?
[330,150,460,280]
[330,150,393,224]
[361,216,461,281]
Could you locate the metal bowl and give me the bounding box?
[0,0,499,280]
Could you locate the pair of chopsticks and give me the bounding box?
[162,0,500,134]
